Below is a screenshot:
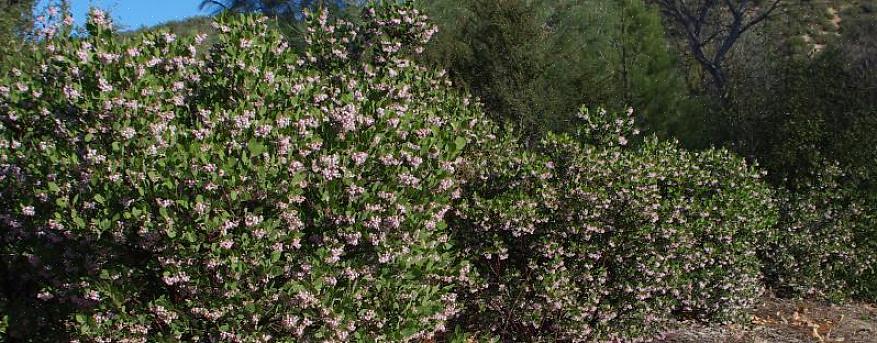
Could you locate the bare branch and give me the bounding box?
[741,0,781,34]
[651,0,780,95]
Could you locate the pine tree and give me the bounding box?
[419,0,691,139]
[0,0,34,69]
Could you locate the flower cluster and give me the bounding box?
[0,2,483,341]
[574,105,640,148]
[450,111,777,341]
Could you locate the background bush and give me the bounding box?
[0,3,487,341]
[760,165,877,301]
[449,107,777,341]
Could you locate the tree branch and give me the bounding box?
[741,0,781,34]
[652,0,779,94]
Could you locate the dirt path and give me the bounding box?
[661,297,877,343]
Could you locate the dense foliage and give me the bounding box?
[450,107,776,340]
[1,0,875,341]
[716,5,877,301]
[418,0,693,139]
[0,4,484,341]
[722,11,877,189]
[761,166,877,300]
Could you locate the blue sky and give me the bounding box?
[39,0,210,31]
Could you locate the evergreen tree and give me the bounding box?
[0,0,34,69]
[200,0,360,23]
[614,0,695,140]
[199,0,363,49]
[419,0,691,140]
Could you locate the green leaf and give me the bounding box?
[183,231,197,243]
[248,139,266,156]
[454,137,467,151]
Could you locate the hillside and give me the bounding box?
[126,16,215,37]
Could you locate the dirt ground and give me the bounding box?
[661,297,877,343]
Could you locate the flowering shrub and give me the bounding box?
[761,165,877,301]
[2,2,872,342]
[450,107,777,341]
[0,3,486,341]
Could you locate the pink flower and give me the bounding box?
[89,9,109,28]
[219,240,234,249]
[85,290,101,301]
[352,152,369,165]
[313,154,341,180]
[63,85,80,99]
[399,173,420,187]
[244,214,263,227]
[195,33,208,45]
[120,127,135,139]
[36,290,54,301]
[97,78,113,93]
